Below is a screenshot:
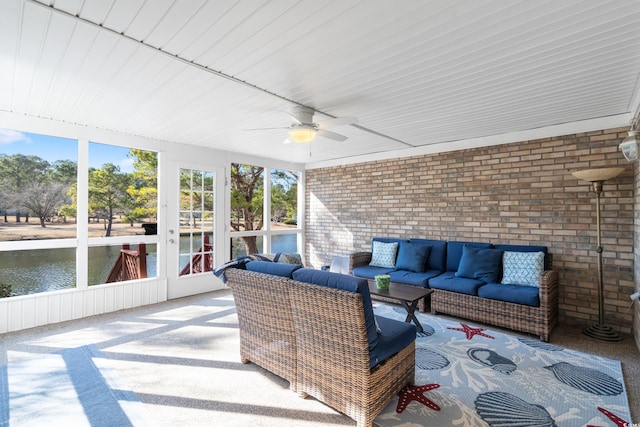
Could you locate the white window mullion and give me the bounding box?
[76,139,89,289]
[264,168,271,253]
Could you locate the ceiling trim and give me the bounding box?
[305,113,631,170]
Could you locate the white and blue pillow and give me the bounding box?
[501,251,545,287]
[369,241,398,268]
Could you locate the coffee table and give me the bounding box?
[367,280,433,333]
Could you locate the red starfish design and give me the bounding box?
[586,407,629,427]
[447,323,494,340]
[395,384,440,413]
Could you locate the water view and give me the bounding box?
[1,234,297,296]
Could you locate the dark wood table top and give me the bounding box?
[367,279,433,302]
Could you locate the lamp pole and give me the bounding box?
[571,167,625,341]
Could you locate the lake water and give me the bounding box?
[1,234,297,296]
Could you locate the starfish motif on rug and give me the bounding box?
[586,407,629,427]
[447,323,494,340]
[395,384,441,413]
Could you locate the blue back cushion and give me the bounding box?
[246,261,302,277]
[492,244,550,271]
[395,241,431,273]
[409,238,447,271]
[455,245,503,284]
[446,241,492,271]
[292,268,378,352]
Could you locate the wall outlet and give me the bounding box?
[631,292,640,301]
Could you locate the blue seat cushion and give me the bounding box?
[429,271,485,295]
[292,268,378,352]
[246,261,301,278]
[395,241,431,273]
[446,241,492,272]
[353,265,394,279]
[388,269,441,287]
[477,283,540,307]
[370,315,416,368]
[456,245,503,284]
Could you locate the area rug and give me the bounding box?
[0,345,154,427]
[373,304,633,427]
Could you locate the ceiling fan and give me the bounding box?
[248,106,358,143]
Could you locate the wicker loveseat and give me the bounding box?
[349,238,559,341]
[225,261,416,427]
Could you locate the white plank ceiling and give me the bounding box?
[1,0,640,164]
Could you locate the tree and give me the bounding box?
[271,170,298,224]
[230,164,264,254]
[126,149,158,224]
[20,182,69,227]
[47,159,77,185]
[59,183,77,223]
[88,163,133,237]
[0,154,50,222]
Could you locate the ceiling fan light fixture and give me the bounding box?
[289,127,316,143]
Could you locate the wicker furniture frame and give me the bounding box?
[288,279,415,427]
[349,250,559,341]
[225,268,298,390]
[431,267,559,341]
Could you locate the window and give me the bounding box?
[0,129,77,241]
[0,129,159,297]
[178,168,214,275]
[230,163,301,259]
[0,129,78,296]
[87,142,158,284]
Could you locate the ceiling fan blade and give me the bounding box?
[315,116,358,128]
[285,111,303,126]
[317,129,348,142]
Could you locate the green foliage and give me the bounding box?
[126,149,158,223]
[88,163,133,236]
[0,282,12,298]
[0,153,50,189]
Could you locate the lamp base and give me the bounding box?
[583,323,622,341]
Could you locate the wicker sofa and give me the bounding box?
[225,261,416,427]
[349,238,559,341]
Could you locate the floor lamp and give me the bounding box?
[571,167,625,341]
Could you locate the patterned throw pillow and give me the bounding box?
[369,241,399,268]
[501,251,545,287]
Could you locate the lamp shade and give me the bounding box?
[571,167,625,182]
[288,127,316,143]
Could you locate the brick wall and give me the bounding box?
[305,126,635,333]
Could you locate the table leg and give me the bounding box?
[400,300,424,333]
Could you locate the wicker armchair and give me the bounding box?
[288,277,415,427]
[225,268,298,390]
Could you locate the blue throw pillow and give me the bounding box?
[455,245,503,284]
[395,241,431,273]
